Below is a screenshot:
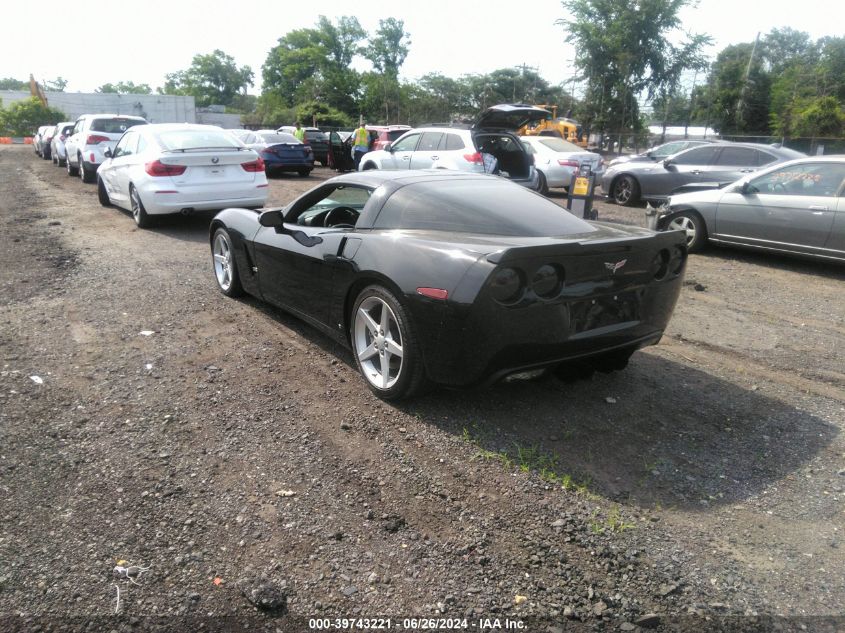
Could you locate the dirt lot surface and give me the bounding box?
[1,144,844,631]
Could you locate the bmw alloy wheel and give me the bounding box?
[354,296,404,390]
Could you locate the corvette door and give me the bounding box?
[253,226,345,326]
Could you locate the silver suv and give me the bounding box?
[358,104,546,190]
[65,114,148,182]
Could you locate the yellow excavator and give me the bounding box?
[518,104,587,148]
[29,74,48,106]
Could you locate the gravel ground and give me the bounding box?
[0,144,843,632]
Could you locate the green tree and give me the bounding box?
[0,78,28,90]
[97,81,152,94]
[558,0,709,145]
[791,96,845,138]
[704,42,771,134]
[162,49,253,107]
[43,77,68,92]
[363,18,411,122]
[262,16,366,115]
[0,97,66,136]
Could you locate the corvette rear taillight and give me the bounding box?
[463,152,483,164]
[531,264,563,298]
[241,157,265,172]
[86,134,109,145]
[490,267,525,304]
[145,160,187,177]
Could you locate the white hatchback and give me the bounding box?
[96,124,268,228]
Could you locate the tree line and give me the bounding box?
[2,1,843,140]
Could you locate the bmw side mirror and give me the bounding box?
[103,147,112,158]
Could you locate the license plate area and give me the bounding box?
[569,290,641,334]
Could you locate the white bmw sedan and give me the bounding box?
[96,124,268,228]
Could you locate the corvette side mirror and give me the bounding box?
[259,209,283,227]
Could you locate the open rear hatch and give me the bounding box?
[473,104,551,131]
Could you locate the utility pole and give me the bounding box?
[513,63,539,102]
[684,69,699,139]
[736,32,760,133]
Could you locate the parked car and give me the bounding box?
[520,135,604,194]
[65,114,148,183]
[357,104,546,191]
[601,142,805,206]
[366,125,411,151]
[229,129,314,176]
[276,126,329,165]
[50,122,76,166]
[649,156,845,262]
[607,139,719,168]
[96,124,267,228]
[33,126,54,158]
[208,169,687,399]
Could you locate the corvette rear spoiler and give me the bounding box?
[486,230,683,265]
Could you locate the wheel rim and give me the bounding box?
[130,189,141,223]
[615,178,632,204]
[354,297,404,390]
[667,216,696,245]
[212,233,233,291]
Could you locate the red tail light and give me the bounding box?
[86,134,110,145]
[241,157,265,172]
[463,152,483,164]
[145,160,187,177]
[557,159,579,167]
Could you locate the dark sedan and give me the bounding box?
[602,142,805,206]
[209,171,687,399]
[230,130,314,176]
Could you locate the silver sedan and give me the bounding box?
[651,156,845,262]
[520,136,604,195]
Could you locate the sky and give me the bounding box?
[1,0,839,95]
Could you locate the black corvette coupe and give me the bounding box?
[209,170,687,399]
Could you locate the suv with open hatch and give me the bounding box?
[357,104,545,190]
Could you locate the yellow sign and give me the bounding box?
[572,177,590,197]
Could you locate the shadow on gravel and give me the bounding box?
[396,350,838,511]
[148,212,216,244]
[235,286,837,511]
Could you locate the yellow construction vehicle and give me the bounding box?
[518,104,587,148]
[29,74,48,106]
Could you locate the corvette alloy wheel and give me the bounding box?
[211,228,244,297]
[354,296,404,390]
[213,232,233,292]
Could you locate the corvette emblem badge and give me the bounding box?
[604,259,627,275]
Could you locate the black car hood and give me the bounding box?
[473,104,551,131]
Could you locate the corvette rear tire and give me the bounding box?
[97,177,111,207]
[351,285,428,400]
[212,228,244,297]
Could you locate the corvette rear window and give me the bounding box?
[374,180,595,236]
